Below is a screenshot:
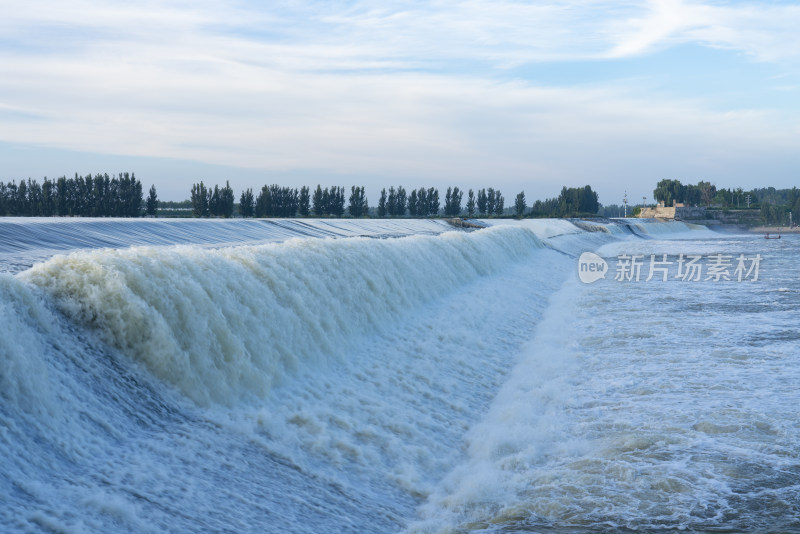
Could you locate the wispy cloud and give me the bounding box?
[14,1,799,73]
[606,0,800,61]
[0,1,799,200]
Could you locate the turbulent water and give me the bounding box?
[1,217,798,533]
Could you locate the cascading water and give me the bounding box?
[2,218,797,533]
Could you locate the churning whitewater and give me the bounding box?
[1,218,799,533]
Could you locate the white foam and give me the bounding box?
[410,228,800,533]
[476,218,584,239]
[0,274,60,418]
[20,226,546,405]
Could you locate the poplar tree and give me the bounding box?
[427,187,440,216]
[387,186,397,216]
[408,189,418,216]
[312,185,324,216]
[321,188,331,215]
[477,188,487,215]
[467,189,476,216]
[487,188,496,215]
[417,187,428,216]
[330,186,345,217]
[378,188,387,217]
[444,186,462,216]
[191,181,210,217]
[514,191,526,217]
[495,191,505,216]
[239,188,254,217]
[298,186,310,216]
[146,185,159,216]
[348,186,367,217]
[395,186,407,216]
[220,181,235,218]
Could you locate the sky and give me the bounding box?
[1,0,799,204]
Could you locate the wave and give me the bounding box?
[619,218,717,238]
[19,226,546,405]
[0,218,454,274]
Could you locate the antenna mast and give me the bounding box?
[623,192,628,217]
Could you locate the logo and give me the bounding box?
[577,252,762,283]
[578,252,608,283]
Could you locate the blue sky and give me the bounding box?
[1,0,799,204]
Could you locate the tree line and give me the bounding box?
[229,184,351,218]
[190,181,236,218]
[374,186,513,217]
[653,179,761,209]
[189,181,518,219]
[1,173,603,220]
[0,173,151,217]
[758,188,800,226]
[653,179,800,225]
[528,185,600,218]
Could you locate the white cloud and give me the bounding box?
[605,0,800,61]
[1,0,799,202]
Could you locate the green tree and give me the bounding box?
[41,178,55,216]
[146,184,159,216]
[322,187,331,215]
[312,185,324,216]
[494,191,504,216]
[209,185,221,216]
[56,176,68,216]
[16,179,28,215]
[191,181,210,217]
[653,179,684,206]
[580,185,599,214]
[697,181,716,206]
[427,187,439,216]
[378,188,387,217]
[514,191,526,217]
[477,188,487,215]
[387,186,397,216]
[26,178,42,216]
[348,186,367,217]
[239,188,255,217]
[417,187,428,216]
[330,186,345,217]
[466,189,475,216]
[395,186,407,216]
[220,181,235,218]
[255,185,270,217]
[298,186,310,217]
[443,186,463,216]
[408,189,418,216]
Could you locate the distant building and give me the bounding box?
[638,200,699,219]
[638,204,676,219]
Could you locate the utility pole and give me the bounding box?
[745,194,751,209]
[623,192,628,217]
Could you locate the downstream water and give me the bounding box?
[1,218,797,533]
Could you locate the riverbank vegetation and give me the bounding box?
[0,173,143,217]
[653,179,799,226]
[2,173,795,225]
